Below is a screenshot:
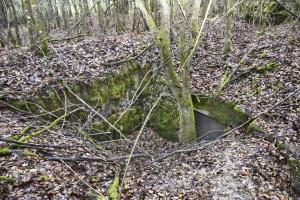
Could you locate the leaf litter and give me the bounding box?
[0,20,299,199]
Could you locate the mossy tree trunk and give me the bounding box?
[135,0,212,143]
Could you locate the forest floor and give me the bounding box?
[0,20,299,199]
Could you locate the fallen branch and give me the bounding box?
[0,138,80,149]
[0,108,81,155]
[49,34,91,42]
[45,155,107,162]
[18,113,67,143]
[9,125,32,141]
[152,139,231,163]
[44,153,148,162]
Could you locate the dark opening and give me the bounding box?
[194,109,225,140]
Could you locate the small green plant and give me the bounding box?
[108,175,119,200]
[0,147,12,156]
[39,175,50,182]
[0,176,15,183]
[246,120,263,134]
[257,62,279,73]
[23,150,38,157]
[250,77,262,97]
[275,141,286,151]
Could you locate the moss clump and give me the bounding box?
[91,106,143,140]
[257,62,279,73]
[108,175,119,200]
[264,134,276,143]
[91,175,100,183]
[10,125,32,141]
[0,176,15,183]
[275,141,286,151]
[246,120,263,134]
[39,175,50,182]
[0,147,12,156]
[150,97,179,142]
[250,87,262,97]
[264,134,286,150]
[288,158,300,194]
[192,95,248,127]
[23,150,38,157]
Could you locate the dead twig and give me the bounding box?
[49,34,91,42]
[61,160,107,199]
[45,153,148,162]
[0,138,81,149]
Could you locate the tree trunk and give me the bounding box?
[23,0,36,45]
[10,1,22,45]
[224,0,233,54]
[72,0,79,18]
[61,0,69,29]
[53,0,61,29]
[136,0,197,143]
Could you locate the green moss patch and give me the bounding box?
[91,106,144,140]
[257,62,279,73]
[150,97,179,142]
[0,147,12,156]
[0,176,15,183]
[246,120,263,134]
[108,175,119,200]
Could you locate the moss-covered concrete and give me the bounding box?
[91,106,144,140]
[6,62,144,117]
[149,96,179,141]
[3,63,253,144]
[192,94,249,127]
